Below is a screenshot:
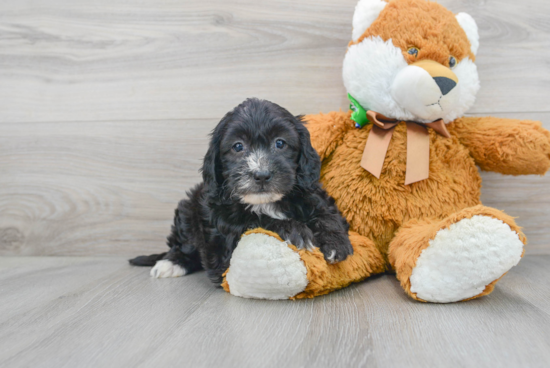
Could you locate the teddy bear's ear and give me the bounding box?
[456,12,479,56]
[352,0,387,42]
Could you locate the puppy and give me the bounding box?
[130,98,353,285]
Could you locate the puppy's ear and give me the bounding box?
[202,112,231,196]
[295,115,321,189]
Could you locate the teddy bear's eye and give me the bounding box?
[449,56,457,68]
[407,47,419,57]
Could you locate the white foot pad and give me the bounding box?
[410,215,524,303]
[150,260,186,278]
[225,233,308,300]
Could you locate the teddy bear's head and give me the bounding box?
[343,0,480,124]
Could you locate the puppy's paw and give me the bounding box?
[150,260,186,278]
[276,221,315,251]
[325,250,338,263]
[285,233,315,251]
[321,248,350,264]
[318,235,354,264]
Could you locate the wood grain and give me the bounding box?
[0,0,549,256]
[1,113,548,256]
[1,255,549,367]
[0,119,214,256]
[0,0,548,124]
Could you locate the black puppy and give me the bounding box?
[130,98,353,285]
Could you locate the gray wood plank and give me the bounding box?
[497,255,550,317]
[0,256,549,368]
[0,0,353,123]
[0,0,548,124]
[0,119,213,256]
[0,257,216,368]
[1,113,549,256]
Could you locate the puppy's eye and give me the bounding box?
[275,139,286,149]
[449,56,457,68]
[232,142,244,152]
[407,47,419,57]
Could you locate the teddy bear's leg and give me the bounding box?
[222,229,309,300]
[222,229,386,300]
[388,205,526,303]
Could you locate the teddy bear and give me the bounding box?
[220,0,550,302]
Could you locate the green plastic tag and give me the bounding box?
[347,93,370,128]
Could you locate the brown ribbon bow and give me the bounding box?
[360,111,451,185]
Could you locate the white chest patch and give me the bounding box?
[247,203,287,220]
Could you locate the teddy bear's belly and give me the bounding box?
[320,124,482,258]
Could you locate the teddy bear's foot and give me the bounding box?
[223,230,309,300]
[223,228,387,300]
[409,215,523,303]
[389,205,526,303]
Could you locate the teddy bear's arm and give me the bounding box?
[303,111,354,161]
[450,116,550,175]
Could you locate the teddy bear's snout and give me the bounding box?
[434,77,457,96]
[390,59,460,122]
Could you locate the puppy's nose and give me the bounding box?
[253,170,272,183]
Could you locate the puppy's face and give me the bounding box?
[220,106,301,205]
[203,99,320,205]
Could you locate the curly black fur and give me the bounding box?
[130,98,353,285]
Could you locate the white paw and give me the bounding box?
[410,215,524,303]
[225,233,308,300]
[150,260,186,278]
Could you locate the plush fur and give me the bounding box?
[344,0,481,123]
[352,0,387,41]
[224,229,309,299]
[408,215,524,303]
[130,98,352,285]
[220,0,550,302]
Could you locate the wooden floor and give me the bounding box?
[1,255,549,368]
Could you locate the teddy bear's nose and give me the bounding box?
[433,77,457,96]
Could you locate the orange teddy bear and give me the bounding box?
[221,0,550,302]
